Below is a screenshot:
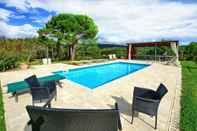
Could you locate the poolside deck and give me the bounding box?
[0,60,181,131]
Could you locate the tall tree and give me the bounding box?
[38,13,98,60]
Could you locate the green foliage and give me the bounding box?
[29,59,42,65]
[0,83,6,131]
[37,35,57,59]
[76,39,101,60]
[100,48,127,59]
[181,61,197,131]
[38,13,98,60]
[136,46,175,56]
[181,42,197,61]
[43,13,98,41]
[0,38,46,71]
[0,51,19,71]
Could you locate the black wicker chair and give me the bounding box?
[25,75,57,105]
[131,83,168,129]
[26,103,122,131]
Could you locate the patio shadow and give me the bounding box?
[24,123,31,131]
[109,96,156,129]
[108,96,139,124]
[109,96,132,116]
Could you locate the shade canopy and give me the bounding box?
[127,40,179,66]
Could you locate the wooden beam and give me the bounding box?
[127,40,178,47]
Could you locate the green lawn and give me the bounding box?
[181,61,197,131]
[0,83,6,131]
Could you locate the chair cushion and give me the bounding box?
[153,83,168,100]
[25,75,40,87]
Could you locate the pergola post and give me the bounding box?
[131,46,136,59]
[154,43,157,61]
[170,41,180,65]
[128,44,132,60]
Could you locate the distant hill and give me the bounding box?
[98,44,127,48]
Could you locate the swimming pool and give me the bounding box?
[54,62,149,89]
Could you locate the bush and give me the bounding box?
[0,51,19,72]
[0,38,47,71]
[100,48,127,59]
[136,46,175,56]
[76,40,102,60]
[180,42,197,61]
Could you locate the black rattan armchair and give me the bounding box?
[25,75,57,105]
[26,103,122,131]
[131,83,168,129]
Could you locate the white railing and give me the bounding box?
[131,55,174,62]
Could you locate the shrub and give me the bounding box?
[0,38,47,71]
[76,40,102,60]
[180,42,197,61]
[100,48,127,59]
[0,51,19,72]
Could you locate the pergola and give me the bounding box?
[127,40,179,64]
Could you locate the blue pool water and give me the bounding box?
[54,62,149,89]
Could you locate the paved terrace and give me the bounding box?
[0,60,181,131]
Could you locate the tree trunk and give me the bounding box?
[46,46,49,59]
[56,42,61,60]
[69,44,76,61]
[67,46,70,59]
[51,47,54,60]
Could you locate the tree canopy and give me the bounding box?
[183,42,197,61]
[38,13,98,60]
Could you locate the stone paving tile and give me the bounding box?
[0,61,181,131]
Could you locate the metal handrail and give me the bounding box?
[131,55,174,62]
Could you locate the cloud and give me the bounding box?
[31,15,52,24]
[0,7,37,38]
[0,8,13,21]
[0,21,38,38]
[1,0,29,11]
[1,0,197,43]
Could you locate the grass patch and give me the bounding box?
[0,83,6,131]
[181,61,197,131]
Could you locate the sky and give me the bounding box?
[0,0,197,45]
